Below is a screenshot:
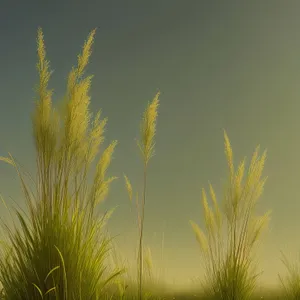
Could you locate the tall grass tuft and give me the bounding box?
[0,27,123,299]
[123,92,160,300]
[279,251,300,300]
[190,130,271,300]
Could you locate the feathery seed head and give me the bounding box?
[96,140,118,181]
[36,28,53,102]
[137,92,160,166]
[235,158,245,194]
[37,28,46,66]
[0,156,15,166]
[67,67,77,97]
[123,174,133,202]
[33,28,59,163]
[202,188,216,235]
[190,220,208,252]
[77,28,96,79]
[248,210,271,247]
[224,130,234,179]
[255,150,267,183]
[65,76,93,150]
[248,146,260,178]
[94,176,118,206]
[87,111,107,164]
[89,140,118,207]
[245,149,267,204]
[209,183,222,231]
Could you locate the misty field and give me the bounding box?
[0,28,298,300]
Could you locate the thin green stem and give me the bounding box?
[138,165,147,300]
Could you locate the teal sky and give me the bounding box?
[0,0,300,291]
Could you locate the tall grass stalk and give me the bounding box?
[0,27,124,299]
[124,92,160,300]
[190,131,271,300]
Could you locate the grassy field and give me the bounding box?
[0,28,299,299]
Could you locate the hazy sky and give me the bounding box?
[1,0,300,291]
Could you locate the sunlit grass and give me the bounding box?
[0,25,298,300]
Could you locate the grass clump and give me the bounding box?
[278,251,300,300]
[0,27,123,299]
[190,131,271,300]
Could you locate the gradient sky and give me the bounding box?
[1,0,300,291]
